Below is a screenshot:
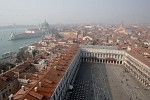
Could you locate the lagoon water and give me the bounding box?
[0,28,42,57]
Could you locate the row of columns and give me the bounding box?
[82,57,123,65]
[83,52,123,60]
[82,51,150,89]
[51,51,82,100]
[125,62,150,88]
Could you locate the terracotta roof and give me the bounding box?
[14,44,78,100]
[0,52,48,90]
[0,70,17,89]
[128,47,150,67]
[14,89,28,100]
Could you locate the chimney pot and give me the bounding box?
[35,74,38,78]
[21,86,25,91]
[39,82,42,87]
[1,70,4,74]
[54,66,57,70]
[34,87,38,92]
[24,75,27,79]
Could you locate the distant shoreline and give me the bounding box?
[0,27,42,58]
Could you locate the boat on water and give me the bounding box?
[10,21,51,40]
[10,29,44,40]
[10,32,42,40]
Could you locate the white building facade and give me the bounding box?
[50,45,150,100]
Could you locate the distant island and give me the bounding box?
[0,24,36,29]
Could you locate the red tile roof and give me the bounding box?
[128,47,150,67]
[14,44,79,100]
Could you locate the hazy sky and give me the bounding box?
[0,0,150,25]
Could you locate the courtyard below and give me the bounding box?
[66,62,150,100]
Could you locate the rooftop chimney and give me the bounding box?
[1,70,4,74]
[35,74,38,78]
[134,44,138,48]
[21,86,25,91]
[9,94,14,100]
[24,75,27,79]
[127,46,131,51]
[54,66,57,70]
[39,82,42,87]
[34,87,38,92]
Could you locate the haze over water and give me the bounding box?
[0,28,42,57]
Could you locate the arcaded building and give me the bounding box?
[80,45,150,88]
[2,45,150,100]
[63,45,150,100]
